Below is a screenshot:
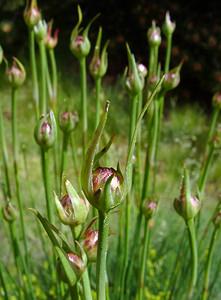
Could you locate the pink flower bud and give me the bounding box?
[82,229,99,262]
[24,0,41,29]
[92,167,122,194]
[6,57,26,88]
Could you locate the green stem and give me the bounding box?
[49,48,58,112]
[79,57,87,157]
[0,262,9,300]
[202,227,218,300]
[41,149,53,223]
[39,40,47,115]
[164,34,172,73]
[60,132,69,192]
[82,269,93,300]
[70,284,79,300]
[95,77,102,129]
[96,211,109,300]
[206,108,219,150]
[29,29,39,119]
[187,218,198,299]
[138,219,150,300]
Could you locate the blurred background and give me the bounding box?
[1,0,221,108]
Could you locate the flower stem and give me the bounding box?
[96,211,109,300]
[49,48,58,112]
[82,269,93,300]
[60,132,69,192]
[206,108,219,151]
[202,227,218,300]
[95,77,102,129]
[38,40,47,115]
[79,57,87,157]
[187,218,198,299]
[164,34,172,73]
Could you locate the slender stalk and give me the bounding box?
[79,57,87,157]
[38,40,47,115]
[70,284,79,300]
[0,262,9,300]
[41,149,53,223]
[96,211,109,300]
[29,29,39,119]
[164,34,172,73]
[82,269,93,300]
[202,227,218,300]
[138,220,150,300]
[206,108,219,151]
[187,218,198,299]
[95,77,101,129]
[60,132,69,192]
[49,48,58,112]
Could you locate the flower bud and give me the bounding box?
[55,180,89,226]
[212,92,221,109]
[147,21,161,47]
[59,111,79,134]
[137,63,148,78]
[45,21,59,49]
[142,199,158,220]
[92,167,122,194]
[162,11,176,37]
[162,62,182,92]
[147,74,159,92]
[6,57,26,88]
[34,111,56,150]
[213,210,221,228]
[34,20,47,42]
[89,27,109,79]
[174,169,201,221]
[57,251,87,283]
[2,201,18,223]
[24,0,41,29]
[0,45,3,64]
[82,228,98,262]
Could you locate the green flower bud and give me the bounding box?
[147,21,161,47]
[45,21,59,49]
[59,111,79,134]
[2,201,18,223]
[142,199,158,220]
[34,20,47,42]
[213,210,221,228]
[34,111,56,150]
[212,92,221,109]
[6,57,26,88]
[24,0,41,29]
[162,11,176,37]
[174,169,201,221]
[147,74,159,92]
[55,180,89,226]
[89,27,109,79]
[0,45,3,64]
[125,44,144,95]
[82,228,98,262]
[162,63,182,92]
[70,5,98,60]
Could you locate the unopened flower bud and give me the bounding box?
[45,21,59,49]
[213,210,221,228]
[92,167,122,194]
[82,228,98,262]
[147,21,161,47]
[59,111,79,134]
[142,199,157,220]
[162,11,176,37]
[24,0,41,29]
[163,63,182,92]
[6,57,26,88]
[147,74,159,92]
[55,180,89,226]
[70,35,91,59]
[174,169,201,221]
[212,92,221,109]
[34,20,47,42]
[138,63,148,78]
[34,111,56,150]
[0,45,3,64]
[2,201,18,223]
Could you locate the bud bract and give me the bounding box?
[142,199,158,220]
[2,201,18,223]
[59,111,79,134]
[212,92,221,109]
[6,57,26,88]
[174,169,201,221]
[162,11,176,37]
[55,180,89,226]
[147,21,161,47]
[162,63,182,92]
[34,111,56,149]
[45,21,59,49]
[24,0,41,29]
[34,20,47,42]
